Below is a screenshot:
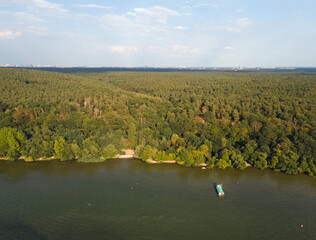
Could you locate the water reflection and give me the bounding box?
[0,159,315,188]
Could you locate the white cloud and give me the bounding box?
[29,0,68,16]
[0,0,68,16]
[109,46,139,54]
[0,10,44,22]
[129,6,179,24]
[100,6,180,34]
[174,26,187,30]
[74,4,113,10]
[0,30,22,39]
[0,0,27,7]
[224,46,235,50]
[32,0,59,9]
[101,14,138,30]
[193,3,218,8]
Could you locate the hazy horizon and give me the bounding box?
[1,0,315,67]
[1,65,316,69]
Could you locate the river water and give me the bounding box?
[0,159,315,240]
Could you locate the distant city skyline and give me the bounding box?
[0,0,315,67]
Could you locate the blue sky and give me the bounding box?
[0,0,315,67]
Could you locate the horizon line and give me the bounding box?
[1,65,316,69]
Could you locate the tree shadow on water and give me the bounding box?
[0,221,127,240]
[0,221,47,240]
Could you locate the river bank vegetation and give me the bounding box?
[0,68,315,176]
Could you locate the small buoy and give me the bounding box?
[131,187,134,190]
[136,182,139,185]
[88,203,92,206]
[300,224,303,228]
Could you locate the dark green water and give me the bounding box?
[0,159,315,240]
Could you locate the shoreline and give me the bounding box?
[146,159,177,164]
[0,155,251,169]
[1,156,315,178]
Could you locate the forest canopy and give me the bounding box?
[0,68,315,176]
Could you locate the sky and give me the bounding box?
[0,0,315,67]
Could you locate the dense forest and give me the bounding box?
[0,68,315,176]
